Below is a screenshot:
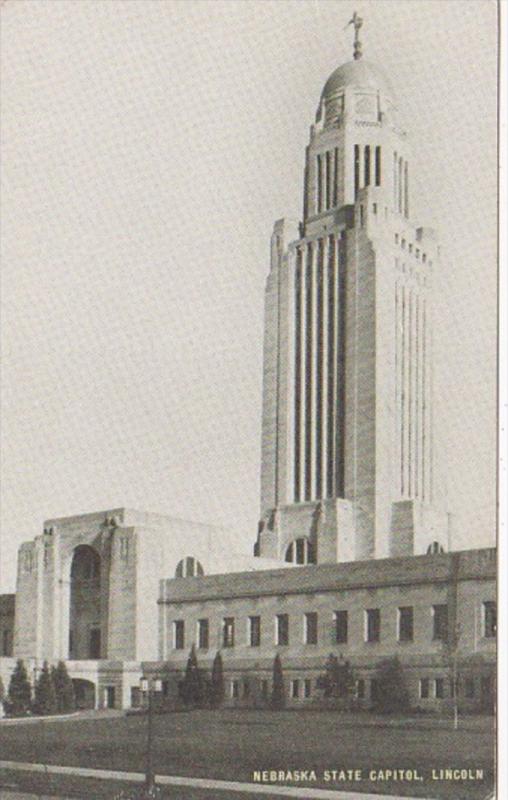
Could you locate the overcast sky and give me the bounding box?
[0,0,498,591]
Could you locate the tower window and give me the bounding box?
[333,147,339,206]
[364,145,371,187]
[427,541,445,554]
[325,150,331,209]
[404,161,409,218]
[291,679,300,699]
[354,145,360,198]
[398,156,403,213]
[285,537,315,565]
[304,678,312,698]
[317,154,323,213]
[175,557,204,578]
[375,146,381,185]
[419,678,430,699]
[435,678,445,699]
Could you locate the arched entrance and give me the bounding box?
[69,545,102,659]
[72,678,96,710]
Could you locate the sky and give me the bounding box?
[0,0,498,592]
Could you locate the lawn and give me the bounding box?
[0,709,495,799]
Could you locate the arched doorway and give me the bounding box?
[72,678,96,709]
[69,545,102,659]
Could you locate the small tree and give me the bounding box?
[209,651,224,708]
[179,645,204,707]
[372,657,409,714]
[32,661,57,716]
[271,654,285,710]
[51,661,75,713]
[317,653,355,706]
[7,659,32,716]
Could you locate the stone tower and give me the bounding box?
[256,23,449,565]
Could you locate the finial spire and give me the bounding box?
[346,11,363,60]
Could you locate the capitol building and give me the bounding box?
[0,24,496,713]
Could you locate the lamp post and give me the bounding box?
[140,676,162,795]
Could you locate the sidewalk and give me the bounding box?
[0,709,123,726]
[0,792,76,799]
[0,760,442,800]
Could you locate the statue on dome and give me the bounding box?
[346,11,363,61]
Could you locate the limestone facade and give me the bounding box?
[0,508,282,708]
[159,548,496,711]
[257,58,449,565]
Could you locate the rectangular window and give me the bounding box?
[356,679,365,699]
[375,145,381,186]
[276,614,289,646]
[419,678,430,699]
[223,617,235,648]
[291,679,299,699]
[432,605,448,641]
[261,680,269,699]
[249,616,261,647]
[435,678,445,699]
[364,145,371,186]
[365,608,381,642]
[465,678,475,698]
[398,606,414,642]
[325,150,331,209]
[483,601,496,638]
[304,612,318,645]
[333,147,339,206]
[173,620,185,650]
[197,619,209,650]
[317,154,323,213]
[304,678,312,698]
[231,680,239,699]
[370,678,380,703]
[354,144,360,198]
[243,681,250,698]
[334,610,348,644]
